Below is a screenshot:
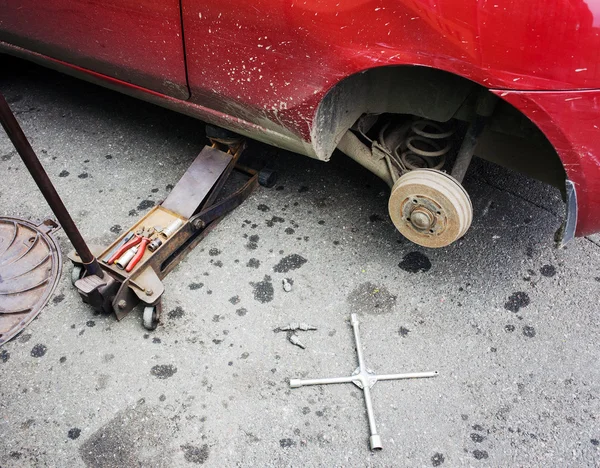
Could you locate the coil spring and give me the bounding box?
[395,120,455,172]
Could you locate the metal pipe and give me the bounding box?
[376,371,439,381]
[289,375,355,388]
[362,377,382,450]
[351,314,381,449]
[0,93,103,278]
[337,131,395,187]
[351,314,367,369]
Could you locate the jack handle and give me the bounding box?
[0,92,103,278]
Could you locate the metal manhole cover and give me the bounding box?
[0,217,62,345]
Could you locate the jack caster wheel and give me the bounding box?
[388,169,472,248]
[71,265,83,286]
[143,306,160,331]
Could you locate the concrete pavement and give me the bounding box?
[1,57,599,467]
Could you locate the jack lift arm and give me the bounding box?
[0,92,270,330]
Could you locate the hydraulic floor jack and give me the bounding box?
[0,92,274,331]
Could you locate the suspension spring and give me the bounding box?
[394,119,455,172]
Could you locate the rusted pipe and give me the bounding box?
[0,93,103,278]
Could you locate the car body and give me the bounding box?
[1,0,599,242]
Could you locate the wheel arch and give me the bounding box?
[311,64,575,240]
[311,64,567,190]
[311,65,477,161]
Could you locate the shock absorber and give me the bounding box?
[450,92,498,183]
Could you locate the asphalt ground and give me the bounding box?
[1,56,599,467]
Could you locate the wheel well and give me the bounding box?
[312,65,566,190]
[312,66,476,160]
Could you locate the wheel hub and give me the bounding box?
[388,169,473,248]
[409,207,435,230]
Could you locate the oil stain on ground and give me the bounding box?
[273,254,307,273]
[347,282,397,315]
[399,251,431,273]
[539,264,556,277]
[30,344,47,358]
[250,275,274,303]
[168,307,185,319]
[181,444,209,464]
[79,404,173,468]
[150,365,177,379]
[504,292,530,313]
[137,199,155,210]
[246,234,260,250]
[265,216,284,227]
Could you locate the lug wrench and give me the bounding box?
[0,93,103,278]
[290,314,438,450]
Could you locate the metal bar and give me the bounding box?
[160,172,259,278]
[361,379,382,450]
[350,314,381,450]
[351,313,367,370]
[161,146,232,218]
[190,170,258,229]
[375,371,439,381]
[289,376,355,388]
[0,93,103,278]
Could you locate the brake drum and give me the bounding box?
[388,169,472,248]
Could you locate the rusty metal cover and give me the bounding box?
[0,217,62,345]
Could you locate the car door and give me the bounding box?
[179,0,337,141]
[0,0,189,99]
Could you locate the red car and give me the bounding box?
[1,0,599,247]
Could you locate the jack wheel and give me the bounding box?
[71,265,83,286]
[258,168,277,188]
[388,169,472,248]
[143,306,160,331]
